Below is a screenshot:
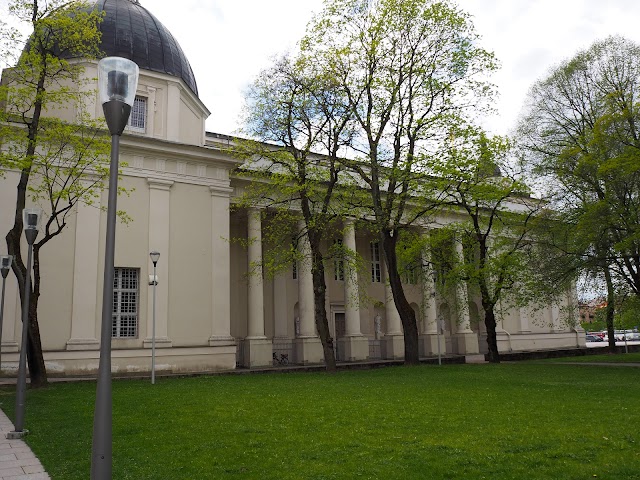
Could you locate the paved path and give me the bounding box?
[0,409,49,480]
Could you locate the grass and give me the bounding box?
[1,363,639,479]
[543,352,640,363]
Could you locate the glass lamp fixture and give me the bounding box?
[22,208,42,232]
[97,57,140,135]
[150,251,160,265]
[0,255,12,275]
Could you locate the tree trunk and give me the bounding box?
[483,304,500,363]
[310,243,337,373]
[603,266,617,353]
[5,65,49,388]
[381,232,420,365]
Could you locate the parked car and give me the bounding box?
[586,334,604,342]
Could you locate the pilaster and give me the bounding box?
[144,178,173,349]
[208,185,235,347]
[67,184,101,350]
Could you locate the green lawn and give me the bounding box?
[543,351,640,363]
[1,363,639,479]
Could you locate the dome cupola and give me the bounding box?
[92,0,198,95]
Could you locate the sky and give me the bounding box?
[140,0,640,138]
[3,0,640,137]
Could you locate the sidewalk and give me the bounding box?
[0,409,49,480]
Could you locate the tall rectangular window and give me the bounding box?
[334,239,344,281]
[371,242,381,283]
[112,267,139,338]
[128,96,147,131]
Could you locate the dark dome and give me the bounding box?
[92,0,198,95]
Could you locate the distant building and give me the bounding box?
[579,298,607,324]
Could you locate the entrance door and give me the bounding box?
[334,312,345,360]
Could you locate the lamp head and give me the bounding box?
[0,255,13,278]
[22,208,42,231]
[98,57,139,135]
[98,57,139,107]
[150,251,160,265]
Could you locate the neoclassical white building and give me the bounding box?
[0,0,585,376]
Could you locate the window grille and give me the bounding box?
[371,242,381,283]
[128,96,147,131]
[112,267,139,338]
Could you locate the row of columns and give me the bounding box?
[242,212,482,366]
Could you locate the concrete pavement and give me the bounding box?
[0,409,49,480]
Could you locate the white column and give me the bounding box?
[294,220,323,364]
[247,208,265,339]
[421,233,438,335]
[382,262,404,359]
[343,219,361,336]
[338,219,368,361]
[384,274,403,335]
[455,241,473,334]
[297,220,315,337]
[209,186,234,346]
[67,191,101,350]
[144,178,173,348]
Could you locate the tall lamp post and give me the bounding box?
[91,57,139,480]
[0,255,14,376]
[149,251,160,384]
[8,208,42,439]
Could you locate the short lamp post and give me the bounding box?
[91,56,139,480]
[0,255,14,376]
[8,208,42,439]
[149,251,160,384]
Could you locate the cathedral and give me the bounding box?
[0,0,586,376]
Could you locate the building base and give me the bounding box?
[419,334,444,357]
[454,331,480,355]
[242,338,273,368]
[382,335,404,359]
[337,335,369,361]
[293,337,324,364]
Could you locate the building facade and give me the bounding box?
[0,0,586,376]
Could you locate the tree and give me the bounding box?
[0,0,107,387]
[300,0,497,363]
[236,54,356,371]
[426,128,562,362]
[517,36,640,350]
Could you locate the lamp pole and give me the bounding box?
[92,57,138,480]
[8,209,42,439]
[0,255,14,377]
[149,251,160,384]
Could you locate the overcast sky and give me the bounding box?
[3,0,640,137]
[140,0,640,138]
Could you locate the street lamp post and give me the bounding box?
[0,255,14,376]
[91,57,139,480]
[149,251,160,384]
[8,208,42,439]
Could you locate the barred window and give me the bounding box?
[112,267,139,338]
[128,96,147,131]
[371,242,381,283]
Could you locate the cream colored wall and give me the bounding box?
[37,210,76,351]
[167,182,213,346]
[179,98,204,145]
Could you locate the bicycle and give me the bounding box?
[272,352,289,366]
